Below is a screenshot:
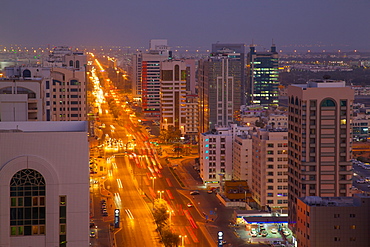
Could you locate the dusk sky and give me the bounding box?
[1,0,370,52]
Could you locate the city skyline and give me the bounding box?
[1,0,370,52]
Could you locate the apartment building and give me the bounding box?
[1,46,87,121]
[251,128,289,210]
[199,124,251,186]
[288,79,354,231]
[296,195,370,247]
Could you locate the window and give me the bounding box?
[350,225,356,229]
[267,150,274,155]
[174,65,179,81]
[334,214,340,218]
[349,214,356,218]
[267,193,273,197]
[23,69,31,78]
[321,99,335,107]
[334,237,340,241]
[10,169,46,236]
[267,143,274,147]
[334,225,340,229]
[70,80,79,85]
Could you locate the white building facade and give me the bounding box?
[199,124,251,187]
[232,135,252,181]
[0,121,89,247]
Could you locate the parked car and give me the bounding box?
[190,190,200,195]
[357,179,366,184]
[90,230,96,238]
[207,190,213,194]
[271,228,278,234]
[187,203,193,208]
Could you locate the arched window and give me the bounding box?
[75,60,80,68]
[0,86,13,94]
[295,97,299,106]
[321,98,336,107]
[290,96,294,105]
[69,60,73,67]
[23,69,31,78]
[174,65,179,81]
[10,169,46,236]
[16,87,36,99]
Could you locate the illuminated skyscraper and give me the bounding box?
[246,44,279,106]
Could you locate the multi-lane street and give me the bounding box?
[89,57,215,247]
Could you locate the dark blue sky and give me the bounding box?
[1,0,369,51]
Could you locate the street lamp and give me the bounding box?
[157,190,164,200]
[150,176,156,192]
[179,235,187,247]
[167,210,174,226]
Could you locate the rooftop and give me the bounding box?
[0,121,87,132]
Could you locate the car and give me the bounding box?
[271,228,278,234]
[190,190,200,195]
[187,203,193,208]
[90,231,96,238]
[228,223,240,228]
[261,231,268,237]
[250,230,258,237]
[368,185,370,188]
[207,190,213,194]
[357,179,366,184]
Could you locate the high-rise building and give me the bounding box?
[131,40,171,119]
[184,93,199,142]
[246,44,279,106]
[251,128,288,210]
[0,121,89,247]
[198,45,244,132]
[211,43,246,104]
[160,59,187,134]
[287,79,354,232]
